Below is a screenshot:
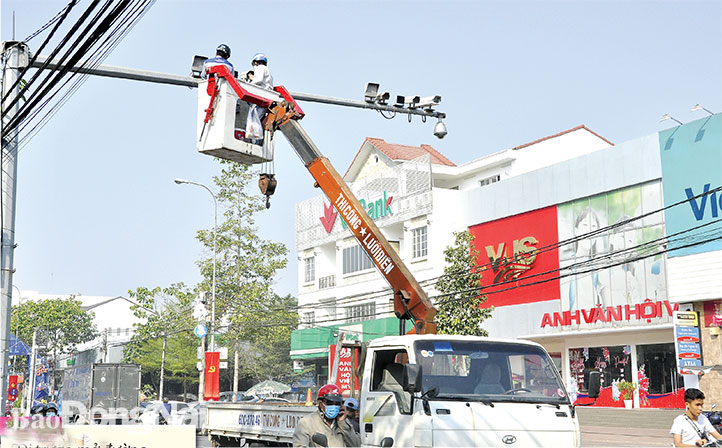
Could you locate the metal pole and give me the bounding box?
[24,329,36,416]
[30,55,446,119]
[1,41,26,416]
[159,331,166,401]
[174,180,217,352]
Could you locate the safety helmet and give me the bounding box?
[317,384,342,403]
[216,44,231,59]
[252,53,268,64]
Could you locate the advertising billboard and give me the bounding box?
[469,206,560,308]
[548,182,670,330]
[659,114,722,257]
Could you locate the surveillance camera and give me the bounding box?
[433,120,448,139]
[376,91,390,104]
[417,95,442,110]
[405,95,421,108]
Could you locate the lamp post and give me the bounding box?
[174,179,217,352]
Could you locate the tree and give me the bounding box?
[11,297,98,390]
[123,284,199,399]
[196,161,292,381]
[434,230,493,336]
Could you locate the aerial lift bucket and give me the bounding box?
[196,78,277,165]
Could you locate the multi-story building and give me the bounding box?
[291,113,722,409]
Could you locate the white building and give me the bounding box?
[12,290,141,367]
[291,126,612,386]
[292,114,722,409]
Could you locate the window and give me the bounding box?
[304,257,315,283]
[302,311,315,326]
[412,226,428,259]
[479,174,500,186]
[342,244,374,274]
[345,302,376,322]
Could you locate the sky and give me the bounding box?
[0,0,720,302]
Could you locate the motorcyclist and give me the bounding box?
[671,388,722,447]
[292,384,360,447]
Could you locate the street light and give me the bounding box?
[660,114,683,126]
[174,178,217,352]
[691,104,715,115]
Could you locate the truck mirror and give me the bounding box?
[311,433,328,447]
[402,363,422,393]
[587,371,601,399]
[380,437,394,447]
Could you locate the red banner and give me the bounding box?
[704,300,722,327]
[328,345,358,396]
[7,375,18,402]
[204,352,220,401]
[469,206,560,308]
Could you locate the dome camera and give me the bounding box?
[433,119,448,139]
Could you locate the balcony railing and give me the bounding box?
[319,275,336,290]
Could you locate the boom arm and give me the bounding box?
[205,66,437,334]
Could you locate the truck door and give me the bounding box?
[362,348,414,447]
[91,365,116,417]
[116,365,140,411]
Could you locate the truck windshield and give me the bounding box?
[414,340,568,405]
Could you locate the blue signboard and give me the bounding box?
[675,326,700,342]
[659,114,722,257]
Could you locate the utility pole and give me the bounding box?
[233,342,239,402]
[24,329,36,416]
[159,330,166,401]
[0,41,27,416]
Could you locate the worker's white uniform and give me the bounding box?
[246,64,274,140]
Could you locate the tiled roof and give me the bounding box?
[512,125,614,150]
[365,137,456,166]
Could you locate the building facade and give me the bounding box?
[291,114,722,408]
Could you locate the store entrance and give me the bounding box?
[637,343,684,408]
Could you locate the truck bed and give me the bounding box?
[205,401,315,444]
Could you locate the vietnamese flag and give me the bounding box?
[204,352,220,401]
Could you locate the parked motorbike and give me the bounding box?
[704,404,722,434]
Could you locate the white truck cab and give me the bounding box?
[360,335,580,448]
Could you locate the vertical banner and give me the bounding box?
[673,311,702,374]
[204,352,220,401]
[7,375,18,402]
[328,345,358,396]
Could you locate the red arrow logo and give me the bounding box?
[320,202,338,233]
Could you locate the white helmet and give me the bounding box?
[252,53,268,65]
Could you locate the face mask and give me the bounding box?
[324,405,340,419]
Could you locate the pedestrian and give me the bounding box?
[670,388,722,447]
[246,53,273,143]
[292,384,360,447]
[342,397,360,433]
[202,44,233,79]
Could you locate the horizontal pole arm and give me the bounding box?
[30,56,445,119]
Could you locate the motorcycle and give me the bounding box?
[704,404,722,434]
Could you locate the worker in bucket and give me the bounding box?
[245,53,273,143]
[292,384,360,447]
[202,44,233,79]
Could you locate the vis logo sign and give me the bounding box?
[485,236,538,284]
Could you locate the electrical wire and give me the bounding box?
[22,0,76,43]
[11,0,155,153]
[1,0,155,157]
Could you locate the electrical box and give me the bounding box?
[197,79,274,165]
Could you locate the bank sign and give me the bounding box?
[319,191,393,234]
[659,114,722,257]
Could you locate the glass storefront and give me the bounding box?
[570,345,632,393]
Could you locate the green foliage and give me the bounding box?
[195,161,293,381]
[126,160,294,388]
[616,381,636,400]
[123,284,199,388]
[11,297,97,357]
[434,231,492,336]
